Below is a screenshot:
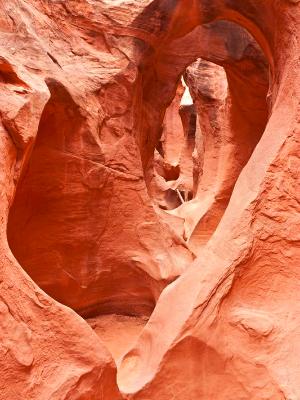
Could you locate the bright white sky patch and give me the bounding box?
[180,76,193,106]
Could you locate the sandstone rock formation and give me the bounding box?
[160,81,185,167]
[0,78,121,399]
[118,1,300,399]
[147,80,198,212]
[1,0,299,399]
[5,0,194,319]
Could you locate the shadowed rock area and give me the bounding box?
[0,0,299,399]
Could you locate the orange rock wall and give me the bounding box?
[119,1,300,399]
[5,0,194,318]
[0,1,299,399]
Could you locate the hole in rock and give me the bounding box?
[7,79,158,328]
[150,77,199,212]
[6,19,270,367]
[146,21,270,252]
[7,80,155,364]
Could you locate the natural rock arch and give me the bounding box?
[136,19,269,252]
[0,0,299,398]
[118,1,300,399]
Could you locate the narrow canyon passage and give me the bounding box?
[0,1,299,399]
[142,20,269,254]
[6,18,269,369]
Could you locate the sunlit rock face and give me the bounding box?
[1,0,299,399]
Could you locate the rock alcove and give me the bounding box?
[0,1,299,399]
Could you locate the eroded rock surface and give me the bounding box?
[4,0,194,318]
[118,1,300,399]
[0,115,121,398]
[1,0,299,399]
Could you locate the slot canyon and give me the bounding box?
[0,0,299,399]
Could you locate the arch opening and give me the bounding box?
[6,16,270,366]
[139,20,270,253]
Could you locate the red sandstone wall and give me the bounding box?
[0,1,299,399]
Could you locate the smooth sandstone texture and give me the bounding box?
[5,0,194,317]
[167,32,269,253]
[185,44,269,251]
[118,1,300,399]
[87,314,148,365]
[136,17,269,252]
[0,88,121,399]
[161,81,185,166]
[0,0,299,399]
[147,80,198,212]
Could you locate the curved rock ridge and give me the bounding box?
[0,0,299,399]
[5,0,194,318]
[0,91,121,398]
[117,1,300,399]
[134,17,269,252]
